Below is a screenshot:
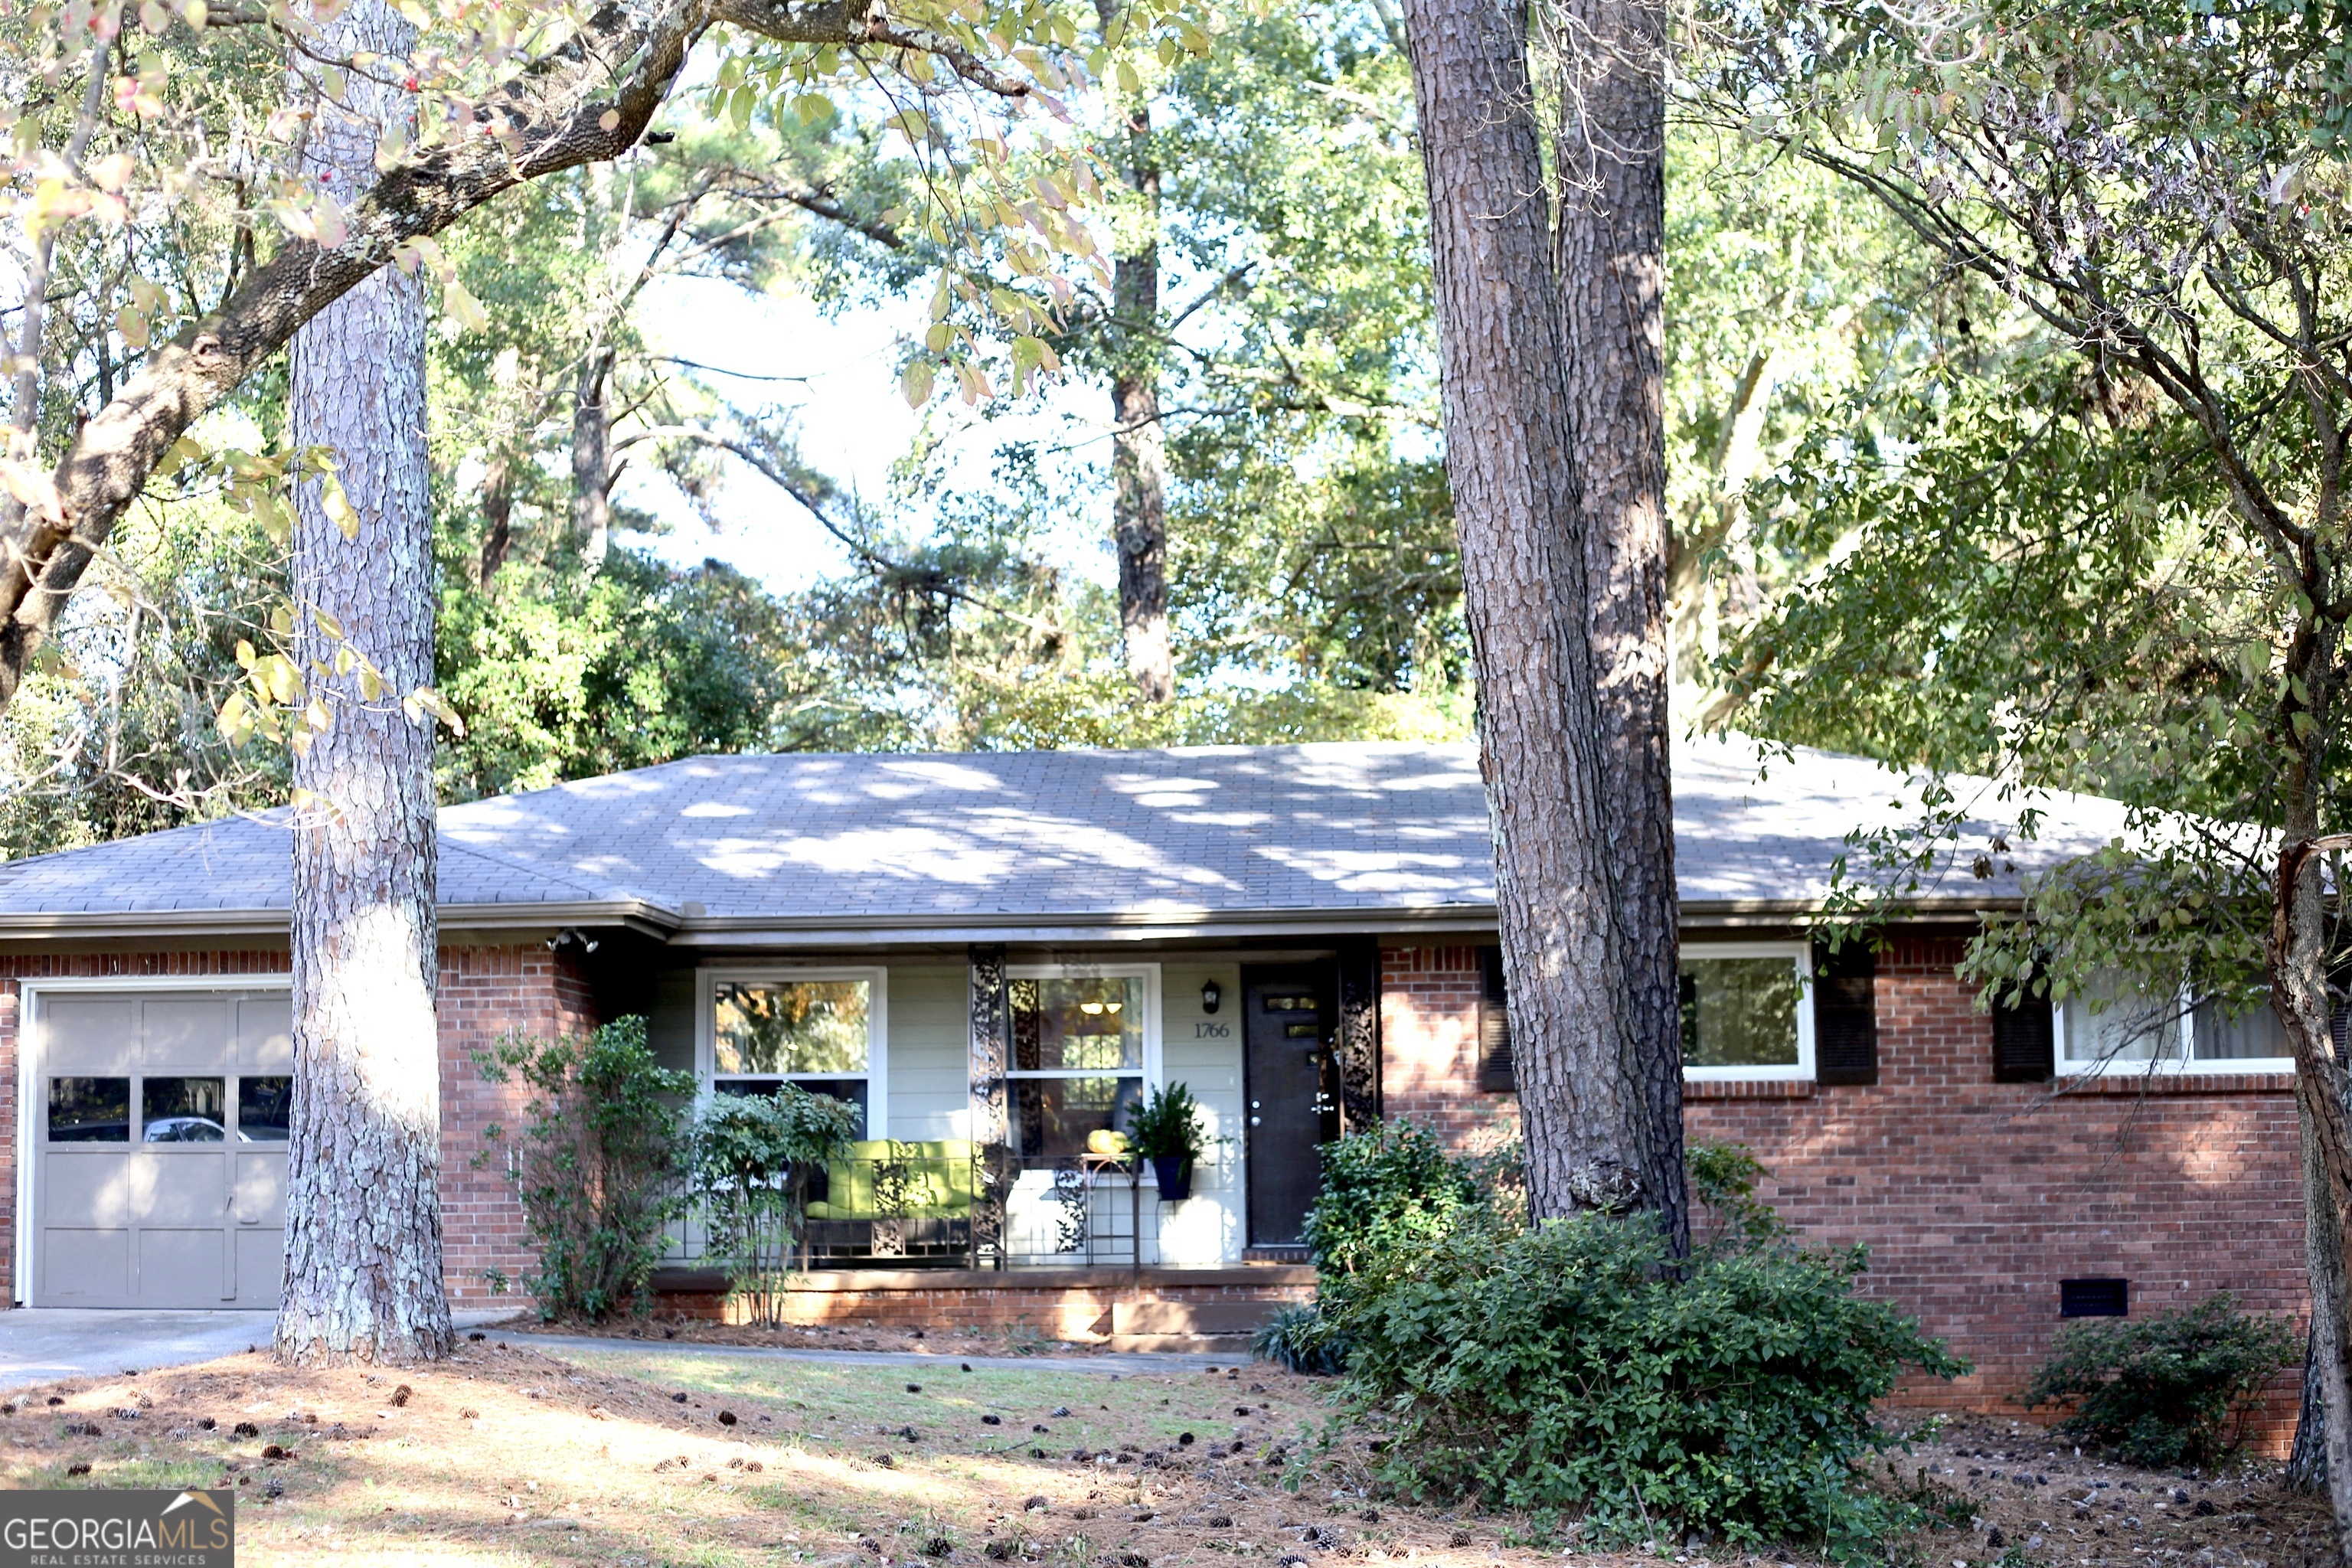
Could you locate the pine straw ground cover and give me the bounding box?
[0,1342,2330,1568]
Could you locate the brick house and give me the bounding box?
[0,737,2305,1427]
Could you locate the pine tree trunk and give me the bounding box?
[276,0,455,1364]
[1097,0,1173,704]
[572,350,612,573]
[1400,0,1641,1220]
[1551,0,1685,1249]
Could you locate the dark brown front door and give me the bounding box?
[1243,966,1338,1248]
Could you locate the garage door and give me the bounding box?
[34,988,290,1308]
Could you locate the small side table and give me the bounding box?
[1078,1152,1145,1280]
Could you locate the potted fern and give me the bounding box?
[1125,1082,1208,1202]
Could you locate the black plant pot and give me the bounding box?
[1151,1155,1194,1203]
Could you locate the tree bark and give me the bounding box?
[1400,0,1640,1221]
[1098,0,1173,704]
[572,349,614,573]
[275,0,455,1364]
[477,452,514,585]
[1550,0,1684,1248]
[2273,832,2352,1559]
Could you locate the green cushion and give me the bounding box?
[812,1139,978,1220]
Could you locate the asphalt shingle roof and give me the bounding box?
[0,735,2135,933]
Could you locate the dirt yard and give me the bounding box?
[0,1339,2331,1568]
[504,1312,1118,1358]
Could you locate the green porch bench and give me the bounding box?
[804,1138,980,1221]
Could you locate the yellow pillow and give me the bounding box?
[1086,1129,1131,1157]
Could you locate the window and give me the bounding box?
[142,1077,227,1142]
[2056,980,2294,1075]
[238,1076,292,1142]
[699,969,887,1136]
[1680,944,1815,1082]
[47,1077,129,1143]
[1007,966,1159,1160]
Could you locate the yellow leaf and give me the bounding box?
[902,360,936,408]
[442,276,489,333]
[320,474,362,541]
[234,639,256,670]
[313,607,345,641]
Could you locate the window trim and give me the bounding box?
[695,966,890,1135]
[1001,961,1163,1089]
[1680,942,1816,1084]
[2053,988,2294,1077]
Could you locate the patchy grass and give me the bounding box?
[0,1345,2331,1568]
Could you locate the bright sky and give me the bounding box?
[619,273,1118,597]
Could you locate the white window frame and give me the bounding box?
[1000,961,1163,1138]
[1679,942,1816,1084]
[14,973,292,1308]
[2054,988,2295,1077]
[695,966,889,1137]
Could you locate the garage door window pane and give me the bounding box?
[143,1077,227,1142]
[48,1077,129,1142]
[239,1077,292,1142]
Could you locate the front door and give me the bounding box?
[34,989,291,1308]
[1242,966,1337,1248]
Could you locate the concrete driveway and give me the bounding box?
[0,1307,513,1393]
[0,1309,270,1393]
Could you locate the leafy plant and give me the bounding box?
[1252,1302,1348,1376]
[2023,1294,2298,1467]
[1299,1119,1481,1276]
[1688,1138,1792,1246]
[474,1015,694,1323]
[1287,1124,1961,1555]
[690,1086,862,1328]
[1124,1080,1209,1163]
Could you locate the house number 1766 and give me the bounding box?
[1194,1021,1231,1038]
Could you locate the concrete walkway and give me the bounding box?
[0,1306,513,1393]
[512,1331,1235,1377]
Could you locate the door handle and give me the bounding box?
[1250,1116,1261,1126]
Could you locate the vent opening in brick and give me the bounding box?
[2060,1278,2129,1318]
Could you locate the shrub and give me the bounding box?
[474,1015,694,1323]
[1253,1302,1349,1376]
[691,1086,862,1327]
[1300,1119,1481,1277]
[1332,1212,1965,1553]
[2023,1294,2298,1466]
[1292,1126,1963,1553]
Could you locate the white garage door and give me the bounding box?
[33,988,290,1308]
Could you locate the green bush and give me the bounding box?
[1252,1302,1349,1376]
[1300,1119,1481,1277]
[1291,1125,1963,1554]
[691,1086,862,1327]
[474,1015,694,1322]
[2023,1294,2298,1466]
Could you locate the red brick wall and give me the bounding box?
[0,942,588,1309]
[1379,937,2308,1446]
[1379,945,1519,1151]
[436,943,600,1306]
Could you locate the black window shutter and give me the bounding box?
[1478,946,1515,1093]
[1813,942,1878,1086]
[1992,993,2055,1083]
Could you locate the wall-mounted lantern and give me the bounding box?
[1200,978,1223,1015]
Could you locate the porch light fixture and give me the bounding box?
[1200,979,1222,1014]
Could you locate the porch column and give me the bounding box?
[1337,936,1382,1133]
[969,943,1011,1147]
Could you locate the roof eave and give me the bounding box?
[0,897,684,943]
